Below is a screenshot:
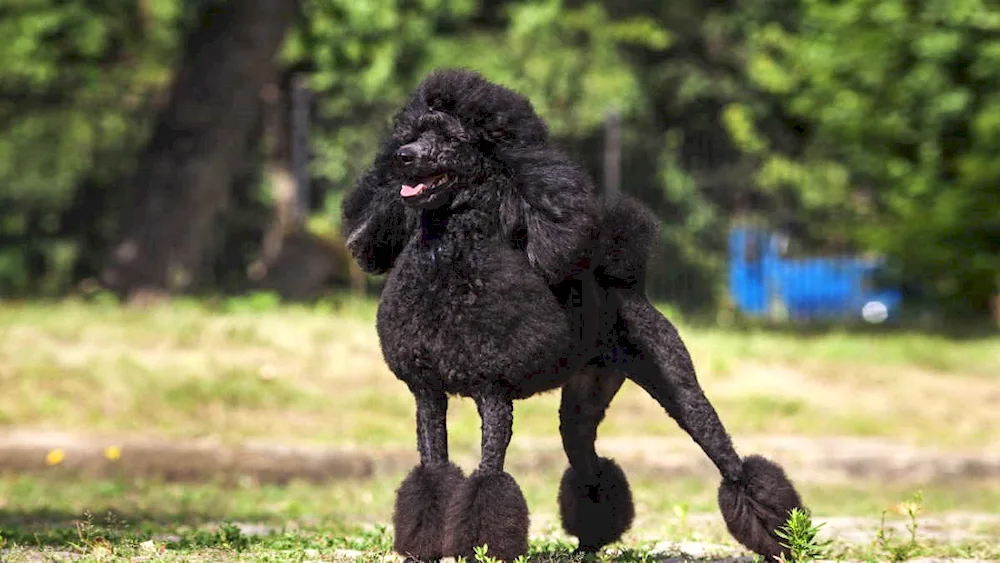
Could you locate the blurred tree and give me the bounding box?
[100,0,298,302]
[276,0,668,299]
[0,0,184,295]
[1,0,996,321]
[595,0,773,312]
[741,0,1000,315]
[293,0,663,203]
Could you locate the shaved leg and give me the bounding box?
[558,368,634,552]
[393,389,465,560]
[442,391,529,561]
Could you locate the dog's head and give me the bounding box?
[387,69,549,210]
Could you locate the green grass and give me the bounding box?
[1,471,999,561]
[0,296,997,450]
[0,296,998,560]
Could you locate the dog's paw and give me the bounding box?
[718,454,805,560]
[558,457,634,551]
[393,463,466,560]
[441,470,529,561]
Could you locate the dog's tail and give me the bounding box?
[597,196,806,560]
[593,195,660,292]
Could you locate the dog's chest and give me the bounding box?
[378,238,507,349]
[374,236,565,389]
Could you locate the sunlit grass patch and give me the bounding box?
[0,297,996,451]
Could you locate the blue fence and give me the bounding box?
[727,226,903,323]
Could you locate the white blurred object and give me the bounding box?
[861,300,889,323]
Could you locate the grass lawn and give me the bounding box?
[0,296,997,561]
[0,296,996,451]
[1,471,999,561]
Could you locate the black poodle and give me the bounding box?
[342,69,805,562]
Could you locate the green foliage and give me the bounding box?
[1,0,997,321]
[743,0,1000,312]
[647,128,728,313]
[291,0,658,191]
[286,0,477,186]
[0,1,180,195]
[220,523,252,552]
[0,0,184,294]
[775,507,830,562]
[873,491,926,562]
[423,1,657,136]
[332,524,393,552]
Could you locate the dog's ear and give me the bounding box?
[476,110,547,149]
[341,142,416,274]
[500,148,601,284]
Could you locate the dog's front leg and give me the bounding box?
[442,392,529,562]
[392,389,465,561]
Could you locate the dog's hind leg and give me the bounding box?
[392,389,465,561]
[557,367,634,553]
[615,290,805,561]
[442,392,529,562]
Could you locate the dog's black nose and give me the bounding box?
[395,144,419,164]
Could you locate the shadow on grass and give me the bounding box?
[0,511,392,563]
[0,510,755,562]
[0,507,342,548]
[0,473,362,550]
[0,505,757,562]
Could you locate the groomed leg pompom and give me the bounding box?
[718,454,805,560]
[558,457,635,552]
[392,463,466,560]
[441,470,530,562]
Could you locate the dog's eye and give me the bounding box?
[426,96,451,112]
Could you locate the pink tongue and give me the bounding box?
[401,183,426,197]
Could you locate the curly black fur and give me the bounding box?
[342,68,807,560]
[392,463,466,560]
[442,470,530,561]
[718,455,805,560]
[594,196,659,290]
[558,457,635,551]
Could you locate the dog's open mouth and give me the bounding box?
[400,173,452,198]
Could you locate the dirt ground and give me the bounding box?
[2,429,996,485]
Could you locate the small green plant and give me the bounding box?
[672,501,691,538]
[473,544,500,563]
[873,491,925,561]
[526,535,579,560]
[335,524,393,553]
[465,544,532,563]
[65,511,132,558]
[217,522,251,552]
[775,507,830,562]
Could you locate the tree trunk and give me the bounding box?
[248,69,368,301]
[254,72,300,273]
[101,0,298,303]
